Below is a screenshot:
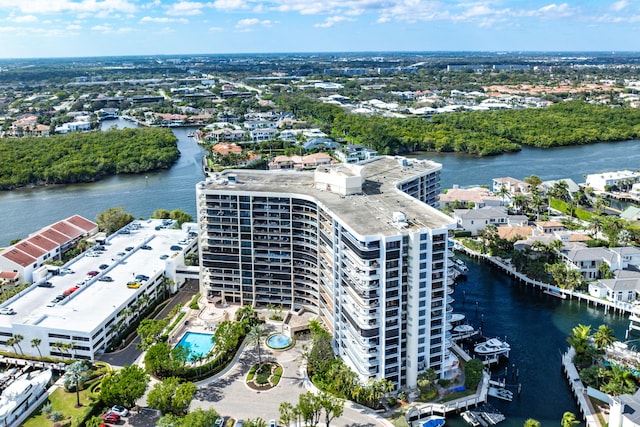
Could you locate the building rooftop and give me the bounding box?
[199,156,455,236]
[0,219,193,334]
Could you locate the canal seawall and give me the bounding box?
[453,242,636,317]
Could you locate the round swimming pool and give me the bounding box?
[266,333,292,350]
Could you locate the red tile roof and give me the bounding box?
[50,222,83,239]
[1,248,36,267]
[14,241,47,258]
[0,271,18,280]
[66,215,97,232]
[40,228,69,244]
[25,235,58,251]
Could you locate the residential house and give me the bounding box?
[589,277,640,302]
[610,389,640,427]
[335,144,378,164]
[250,128,278,141]
[492,177,531,196]
[301,138,340,151]
[208,128,247,142]
[0,270,19,291]
[535,221,566,234]
[561,247,625,280]
[243,120,277,130]
[541,178,580,198]
[585,170,640,192]
[438,186,502,210]
[54,120,92,133]
[269,153,335,170]
[452,206,509,236]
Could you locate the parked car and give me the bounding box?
[160,254,169,260]
[141,245,152,250]
[37,281,53,288]
[98,276,113,282]
[214,418,224,427]
[126,282,141,289]
[268,420,277,427]
[99,264,109,270]
[110,405,129,417]
[60,268,74,275]
[135,274,149,281]
[235,420,245,427]
[125,246,134,252]
[101,412,120,423]
[0,308,16,315]
[170,245,182,251]
[87,271,100,277]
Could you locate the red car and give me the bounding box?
[88,271,100,277]
[101,412,120,423]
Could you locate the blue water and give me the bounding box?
[422,418,445,427]
[175,332,215,360]
[446,255,629,427]
[266,333,292,349]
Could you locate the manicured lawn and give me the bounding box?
[23,387,97,427]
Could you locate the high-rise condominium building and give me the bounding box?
[196,156,456,389]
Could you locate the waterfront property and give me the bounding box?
[196,156,456,389]
[0,215,98,284]
[0,219,196,361]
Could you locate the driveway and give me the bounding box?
[188,323,390,427]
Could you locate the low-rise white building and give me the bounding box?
[0,219,197,361]
[585,170,640,192]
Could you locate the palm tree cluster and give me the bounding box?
[567,323,638,396]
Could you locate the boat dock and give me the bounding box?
[454,243,636,316]
[461,404,506,427]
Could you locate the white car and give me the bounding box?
[110,405,129,417]
[0,308,16,315]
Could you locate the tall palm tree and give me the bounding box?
[567,324,591,355]
[6,337,17,354]
[12,334,24,354]
[496,185,510,206]
[247,324,265,364]
[31,338,42,358]
[593,324,616,351]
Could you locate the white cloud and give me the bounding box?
[209,26,224,31]
[0,0,137,14]
[8,14,38,22]
[165,1,212,16]
[213,0,248,10]
[66,24,82,30]
[91,24,112,31]
[314,15,354,28]
[235,17,277,31]
[610,0,629,12]
[140,16,188,23]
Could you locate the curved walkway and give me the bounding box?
[190,321,393,427]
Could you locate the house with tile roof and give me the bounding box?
[0,215,97,283]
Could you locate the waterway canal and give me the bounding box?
[448,254,628,426]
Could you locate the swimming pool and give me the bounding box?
[174,332,215,361]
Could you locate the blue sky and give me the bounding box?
[0,0,638,58]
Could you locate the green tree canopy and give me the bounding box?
[147,377,197,416]
[99,364,150,408]
[96,206,134,234]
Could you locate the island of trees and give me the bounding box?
[278,96,640,156]
[0,127,180,190]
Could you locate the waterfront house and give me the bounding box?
[541,178,580,198]
[621,206,640,221]
[588,277,640,302]
[561,246,640,281]
[0,215,97,283]
[452,206,509,236]
[438,186,503,210]
[610,389,640,427]
[585,170,640,192]
[208,128,247,142]
[268,153,335,170]
[492,177,531,196]
[535,221,566,234]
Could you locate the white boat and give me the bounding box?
[452,324,478,341]
[449,313,466,325]
[474,338,511,357]
[488,386,514,401]
[0,369,53,427]
[453,258,468,274]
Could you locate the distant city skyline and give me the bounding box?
[0,0,638,59]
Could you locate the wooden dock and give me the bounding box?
[454,243,636,316]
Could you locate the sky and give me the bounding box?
[0,0,639,58]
